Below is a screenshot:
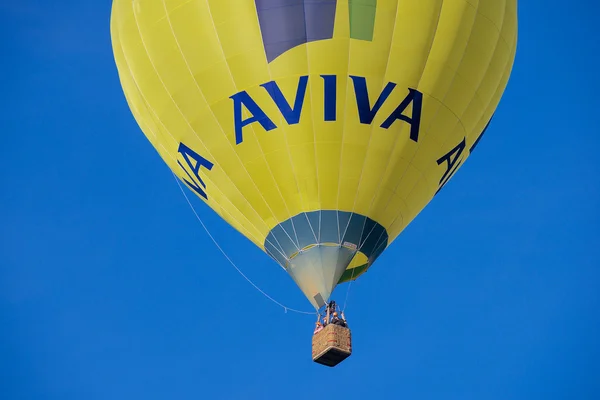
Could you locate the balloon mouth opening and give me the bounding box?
[263,210,389,308]
[287,242,369,282]
[288,242,357,259]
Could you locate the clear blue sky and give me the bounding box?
[1,1,599,399]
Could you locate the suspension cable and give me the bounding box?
[173,173,315,315]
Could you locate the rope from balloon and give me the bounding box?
[342,267,357,312]
[172,172,316,316]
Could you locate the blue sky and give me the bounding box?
[1,1,599,399]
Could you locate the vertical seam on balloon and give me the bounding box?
[114,5,269,251]
[343,0,402,246]
[383,0,481,234]
[202,0,303,253]
[332,3,353,247]
[301,0,323,246]
[250,1,319,247]
[368,230,388,263]
[358,220,378,252]
[314,235,328,303]
[336,210,341,246]
[334,2,354,226]
[336,3,364,241]
[264,230,296,263]
[265,231,294,265]
[303,212,319,246]
[155,0,298,255]
[357,227,386,268]
[318,209,322,243]
[303,2,329,246]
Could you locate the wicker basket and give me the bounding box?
[312,323,352,367]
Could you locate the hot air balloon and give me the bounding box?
[110,0,517,366]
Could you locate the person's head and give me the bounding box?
[333,312,338,317]
[316,321,321,326]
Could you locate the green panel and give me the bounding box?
[349,0,377,41]
[337,263,369,284]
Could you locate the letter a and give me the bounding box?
[177,142,214,200]
[380,88,423,142]
[230,91,276,144]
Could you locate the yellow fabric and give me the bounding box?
[111,0,517,260]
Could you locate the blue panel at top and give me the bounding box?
[360,225,386,258]
[341,213,366,246]
[271,224,298,256]
[265,245,287,266]
[307,211,321,241]
[293,212,318,248]
[279,219,299,248]
[337,211,351,241]
[319,210,339,243]
[370,237,387,263]
[359,218,377,247]
[255,0,338,62]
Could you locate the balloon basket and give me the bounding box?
[312,323,352,367]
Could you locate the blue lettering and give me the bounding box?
[435,138,466,195]
[177,142,214,200]
[261,75,308,125]
[229,75,425,145]
[230,91,276,144]
[321,75,337,121]
[350,76,396,124]
[380,88,423,142]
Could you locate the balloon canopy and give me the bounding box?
[110,0,518,309]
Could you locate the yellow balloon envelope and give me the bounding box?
[110,0,518,309]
